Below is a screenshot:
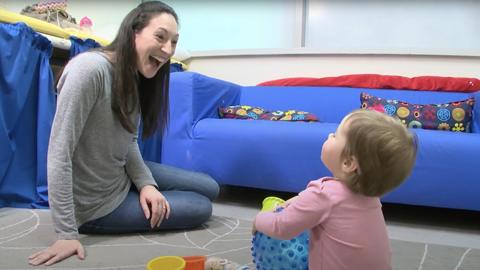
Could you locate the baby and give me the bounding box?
[253,109,417,270]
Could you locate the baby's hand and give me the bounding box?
[276,195,298,210]
[251,217,257,235]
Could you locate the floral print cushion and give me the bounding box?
[219,105,319,122]
[360,92,475,133]
[219,105,266,120]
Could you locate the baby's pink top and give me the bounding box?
[255,177,391,270]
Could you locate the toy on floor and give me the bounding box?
[204,256,249,270]
[146,255,186,270]
[251,196,309,270]
[182,255,206,270]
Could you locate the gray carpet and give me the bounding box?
[0,208,478,270]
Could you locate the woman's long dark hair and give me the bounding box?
[103,1,178,138]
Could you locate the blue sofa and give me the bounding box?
[148,71,480,212]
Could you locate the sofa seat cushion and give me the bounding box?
[190,118,336,192]
[188,118,480,210]
[361,92,475,133]
[384,129,480,210]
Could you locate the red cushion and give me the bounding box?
[258,74,480,93]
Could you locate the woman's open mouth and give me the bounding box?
[149,55,162,69]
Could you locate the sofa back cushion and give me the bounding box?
[241,86,476,129]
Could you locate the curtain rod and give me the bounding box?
[39,32,71,50]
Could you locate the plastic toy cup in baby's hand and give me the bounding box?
[252,196,309,270]
[261,196,285,212]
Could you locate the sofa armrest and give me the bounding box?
[473,91,480,133]
[161,72,241,166]
[168,71,241,132]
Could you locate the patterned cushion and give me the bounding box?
[219,105,266,120]
[261,110,319,121]
[219,106,319,122]
[360,92,475,133]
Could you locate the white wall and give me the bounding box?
[162,0,303,51]
[2,0,478,85]
[0,0,303,52]
[179,0,480,85]
[306,0,480,55]
[185,49,480,86]
[163,0,480,85]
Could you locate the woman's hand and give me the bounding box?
[28,239,85,266]
[139,185,170,228]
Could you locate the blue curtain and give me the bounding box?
[138,65,184,163]
[137,124,163,163]
[69,36,101,58]
[0,23,55,208]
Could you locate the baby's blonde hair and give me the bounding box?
[340,109,417,197]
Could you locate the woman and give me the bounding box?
[29,1,219,266]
